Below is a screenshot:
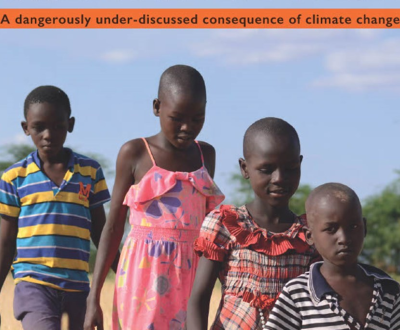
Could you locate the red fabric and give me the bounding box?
[220,205,311,256]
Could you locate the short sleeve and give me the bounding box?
[265,285,302,330]
[89,166,111,209]
[391,293,400,329]
[0,171,21,218]
[194,208,233,262]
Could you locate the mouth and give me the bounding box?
[337,248,353,255]
[177,135,193,141]
[268,188,289,198]
[42,145,59,151]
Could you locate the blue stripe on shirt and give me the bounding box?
[17,246,90,261]
[18,213,91,229]
[17,235,90,250]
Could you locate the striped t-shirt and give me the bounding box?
[265,262,400,330]
[0,149,110,292]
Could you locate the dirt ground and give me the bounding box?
[0,273,221,329]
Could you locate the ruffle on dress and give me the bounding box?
[123,165,224,211]
[242,291,278,310]
[194,237,227,261]
[219,205,310,256]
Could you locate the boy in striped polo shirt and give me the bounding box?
[266,183,400,330]
[0,86,114,330]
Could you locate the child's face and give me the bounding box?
[306,197,365,267]
[154,92,206,149]
[21,102,74,159]
[240,133,302,208]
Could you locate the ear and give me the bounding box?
[68,117,75,133]
[299,155,303,164]
[21,121,29,135]
[239,158,249,179]
[153,98,161,117]
[363,217,367,237]
[305,226,314,246]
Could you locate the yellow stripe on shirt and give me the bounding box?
[20,191,54,205]
[15,277,83,292]
[18,224,90,240]
[0,203,20,218]
[74,165,97,180]
[14,257,89,271]
[20,191,89,208]
[94,179,108,194]
[4,162,40,182]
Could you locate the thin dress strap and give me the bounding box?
[141,138,156,166]
[194,140,205,166]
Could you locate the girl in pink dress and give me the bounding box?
[84,65,224,330]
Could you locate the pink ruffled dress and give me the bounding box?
[112,138,224,330]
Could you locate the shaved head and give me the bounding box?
[158,64,206,102]
[306,183,361,228]
[243,117,300,159]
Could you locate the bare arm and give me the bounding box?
[199,142,216,178]
[187,256,221,330]
[90,205,120,273]
[0,215,18,292]
[84,143,136,330]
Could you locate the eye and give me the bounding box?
[259,167,273,174]
[193,116,205,123]
[288,165,300,171]
[285,163,301,172]
[350,224,359,230]
[32,124,45,132]
[324,226,336,233]
[169,116,182,122]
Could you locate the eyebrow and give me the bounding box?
[170,111,205,116]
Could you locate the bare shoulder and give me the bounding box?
[197,141,216,158]
[197,141,216,177]
[118,138,146,162]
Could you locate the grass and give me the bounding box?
[0,273,222,329]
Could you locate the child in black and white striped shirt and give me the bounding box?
[266,183,400,330]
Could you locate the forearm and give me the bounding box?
[0,241,16,292]
[89,222,124,300]
[187,293,212,330]
[187,257,220,330]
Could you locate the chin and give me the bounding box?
[268,198,291,208]
[174,139,194,149]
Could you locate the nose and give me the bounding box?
[180,121,193,132]
[42,128,55,141]
[337,228,352,246]
[43,128,52,140]
[271,168,285,184]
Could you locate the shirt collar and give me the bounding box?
[308,261,400,305]
[32,148,75,171]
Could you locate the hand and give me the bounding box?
[84,298,104,330]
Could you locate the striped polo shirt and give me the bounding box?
[0,149,110,292]
[266,262,400,330]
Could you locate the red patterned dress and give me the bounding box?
[194,205,320,330]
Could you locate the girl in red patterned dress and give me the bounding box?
[187,117,319,330]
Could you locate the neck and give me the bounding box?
[38,148,68,165]
[320,260,360,280]
[155,132,194,152]
[246,199,294,226]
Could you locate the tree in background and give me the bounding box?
[0,144,36,174]
[229,172,312,215]
[362,174,400,273]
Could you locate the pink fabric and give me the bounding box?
[112,146,224,330]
